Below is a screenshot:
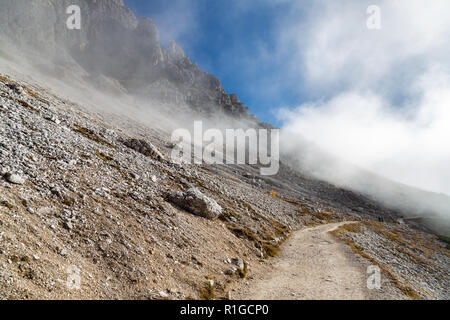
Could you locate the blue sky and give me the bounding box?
[124,0,303,125]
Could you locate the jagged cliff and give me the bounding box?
[0,0,257,121]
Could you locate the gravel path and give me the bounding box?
[235,222,404,300]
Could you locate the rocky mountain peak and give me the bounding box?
[169,40,187,61]
[0,0,260,123]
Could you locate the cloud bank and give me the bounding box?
[276,0,450,196]
[131,0,450,198]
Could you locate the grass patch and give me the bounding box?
[341,223,363,233]
[24,87,50,105]
[314,211,335,223]
[281,197,305,206]
[0,200,14,210]
[0,75,9,83]
[17,100,38,113]
[230,226,260,243]
[229,224,291,258]
[330,222,363,237]
[45,155,58,161]
[73,124,114,148]
[94,150,132,184]
[199,281,216,300]
[236,261,249,279]
[95,150,121,170]
[395,245,438,269]
[437,235,450,244]
[95,150,114,162]
[62,199,74,207]
[262,243,281,257]
[227,177,241,183]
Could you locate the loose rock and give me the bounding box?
[4,173,25,185]
[165,188,222,219]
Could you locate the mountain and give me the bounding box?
[0,0,258,121]
[0,0,448,300]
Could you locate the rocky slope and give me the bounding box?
[0,72,292,299]
[0,72,449,299]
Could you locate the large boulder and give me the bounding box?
[166,188,222,220]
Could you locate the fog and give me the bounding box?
[275,0,450,198]
[143,0,450,206]
[0,0,259,133]
[0,1,261,172]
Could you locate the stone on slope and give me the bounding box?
[4,173,25,185]
[166,188,222,220]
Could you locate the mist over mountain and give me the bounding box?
[0,0,449,230]
[0,0,258,122]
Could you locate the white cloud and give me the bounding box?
[287,0,450,93]
[277,0,450,195]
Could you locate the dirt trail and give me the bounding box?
[235,222,400,300]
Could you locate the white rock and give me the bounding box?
[5,173,25,185]
[166,188,222,219]
[232,258,245,270]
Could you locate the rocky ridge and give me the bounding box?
[0,0,258,122]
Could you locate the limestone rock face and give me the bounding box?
[169,41,186,61]
[0,0,258,122]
